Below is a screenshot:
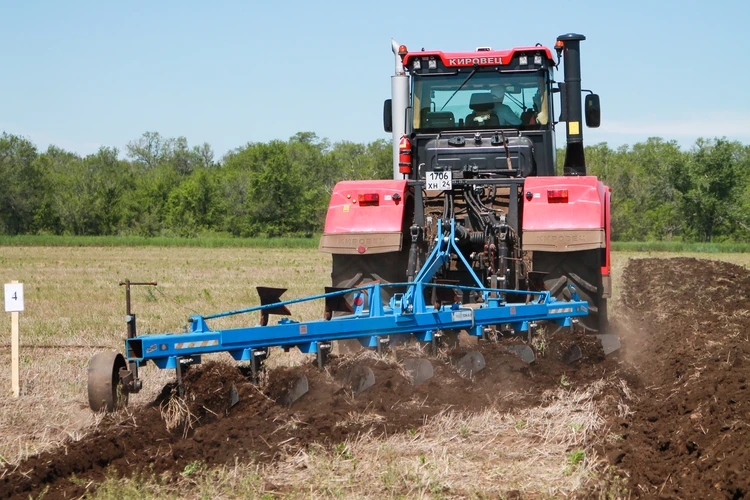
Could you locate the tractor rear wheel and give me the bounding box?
[331,251,409,352]
[331,251,409,308]
[532,250,608,333]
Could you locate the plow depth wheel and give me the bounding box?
[533,249,608,333]
[88,351,128,412]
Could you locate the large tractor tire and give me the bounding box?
[331,251,410,353]
[532,249,608,333]
[331,252,408,297]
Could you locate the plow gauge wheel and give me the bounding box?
[88,351,128,412]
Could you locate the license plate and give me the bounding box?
[426,171,452,190]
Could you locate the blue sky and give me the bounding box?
[1,0,749,159]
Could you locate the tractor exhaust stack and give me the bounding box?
[557,33,587,176]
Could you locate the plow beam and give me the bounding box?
[124,282,588,369]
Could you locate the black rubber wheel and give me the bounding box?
[533,250,608,333]
[331,252,408,299]
[88,351,128,412]
[331,251,411,316]
[331,251,409,353]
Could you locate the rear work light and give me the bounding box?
[358,193,380,206]
[547,189,569,203]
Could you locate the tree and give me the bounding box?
[165,169,218,236]
[2,130,748,241]
[681,139,741,242]
[0,134,42,234]
[119,162,182,236]
[247,141,306,235]
[47,147,132,235]
[628,138,686,240]
[126,132,170,170]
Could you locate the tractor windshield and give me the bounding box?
[412,71,549,132]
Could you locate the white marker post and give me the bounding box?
[4,281,24,397]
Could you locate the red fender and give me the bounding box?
[320,180,409,255]
[522,176,611,292]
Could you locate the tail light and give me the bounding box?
[358,193,379,206]
[547,189,569,203]
[398,136,412,174]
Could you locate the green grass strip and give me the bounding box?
[612,241,750,253]
[0,234,321,249]
[1,235,747,253]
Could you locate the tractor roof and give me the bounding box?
[403,46,554,68]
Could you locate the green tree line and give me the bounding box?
[581,138,749,242]
[1,131,748,242]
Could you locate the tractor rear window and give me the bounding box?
[412,72,549,131]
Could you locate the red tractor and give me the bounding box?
[320,34,613,346]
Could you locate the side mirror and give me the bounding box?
[585,94,601,128]
[383,99,393,133]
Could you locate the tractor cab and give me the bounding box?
[405,48,553,133]
[386,45,559,178]
[385,41,601,179]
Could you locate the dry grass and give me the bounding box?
[0,246,330,466]
[160,391,198,439]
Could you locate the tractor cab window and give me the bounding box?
[413,71,549,132]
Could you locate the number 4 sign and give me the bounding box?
[4,283,24,312]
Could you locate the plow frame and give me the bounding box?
[124,219,588,371]
[127,281,587,369]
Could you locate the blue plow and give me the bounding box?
[87,220,589,412]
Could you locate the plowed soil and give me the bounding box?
[598,258,750,498]
[1,257,749,499]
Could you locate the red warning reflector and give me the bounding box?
[547,189,569,203]
[358,193,379,206]
[353,295,364,307]
[357,245,367,254]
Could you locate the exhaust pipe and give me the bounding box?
[557,33,586,176]
[390,39,409,180]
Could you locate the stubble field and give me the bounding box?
[0,246,749,498]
